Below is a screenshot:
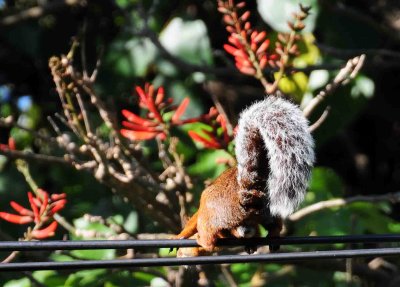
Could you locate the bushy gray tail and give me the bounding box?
[235,96,315,218]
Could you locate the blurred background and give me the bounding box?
[1,0,400,286]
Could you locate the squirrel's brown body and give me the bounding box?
[176,97,314,256]
[176,167,282,255]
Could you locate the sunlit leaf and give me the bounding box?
[277,72,309,102]
[257,0,319,33]
[159,17,213,69]
[351,75,375,99]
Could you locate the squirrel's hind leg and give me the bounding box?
[173,212,199,255]
[264,217,283,252]
[175,211,199,239]
[196,224,221,252]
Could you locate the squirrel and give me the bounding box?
[175,95,315,256]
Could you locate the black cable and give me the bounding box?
[0,234,399,251]
[1,247,400,271]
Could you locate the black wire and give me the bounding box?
[1,247,400,271]
[0,234,399,251]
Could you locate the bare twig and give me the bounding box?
[302,54,366,118]
[308,106,331,133]
[2,251,19,263]
[47,116,62,136]
[0,149,69,165]
[221,265,238,287]
[76,93,92,135]
[90,47,104,82]
[80,20,89,80]
[289,191,400,221]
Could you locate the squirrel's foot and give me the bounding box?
[196,233,217,252]
[244,245,258,254]
[268,243,280,252]
[170,235,186,253]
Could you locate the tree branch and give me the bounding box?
[289,191,400,221]
[0,0,86,26]
[0,149,69,165]
[302,54,365,118]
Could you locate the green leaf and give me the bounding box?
[133,272,157,284]
[230,263,258,285]
[0,103,12,117]
[33,270,66,286]
[65,269,107,286]
[50,253,74,262]
[277,72,309,102]
[348,202,393,234]
[257,0,319,33]
[73,217,111,234]
[351,75,375,99]
[159,17,213,72]
[70,249,116,260]
[304,167,345,205]
[295,168,349,237]
[150,277,169,287]
[105,37,157,78]
[10,127,33,148]
[4,278,30,287]
[123,211,138,234]
[293,34,321,68]
[307,69,329,91]
[295,208,352,238]
[188,149,232,179]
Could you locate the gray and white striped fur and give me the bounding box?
[235,96,315,218]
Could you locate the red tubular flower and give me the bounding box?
[121,129,162,141]
[28,192,40,223]
[50,193,66,201]
[218,0,277,77]
[171,98,190,124]
[0,137,16,151]
[0,190,67,239]
[31,221,58,239]
[49,199,67,215]
[0,212,33,224]
[188,108,234,150]
[121,84,193,141]
[10,201,33,216]
[188,130,222,149]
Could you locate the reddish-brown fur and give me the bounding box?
[176,167,283,255]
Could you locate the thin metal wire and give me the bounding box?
[0,234,399,251]
[1,247,400,271]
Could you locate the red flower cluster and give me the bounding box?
[188,107,233,150]
[218,0,277,76]
[121,84,191,141]
[0,137,16,151]
[0,189,67,239]
[120,83,235,150]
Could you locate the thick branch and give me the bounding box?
[0,0,86,26]
[0,149,69,165]
[289,191,400,221]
